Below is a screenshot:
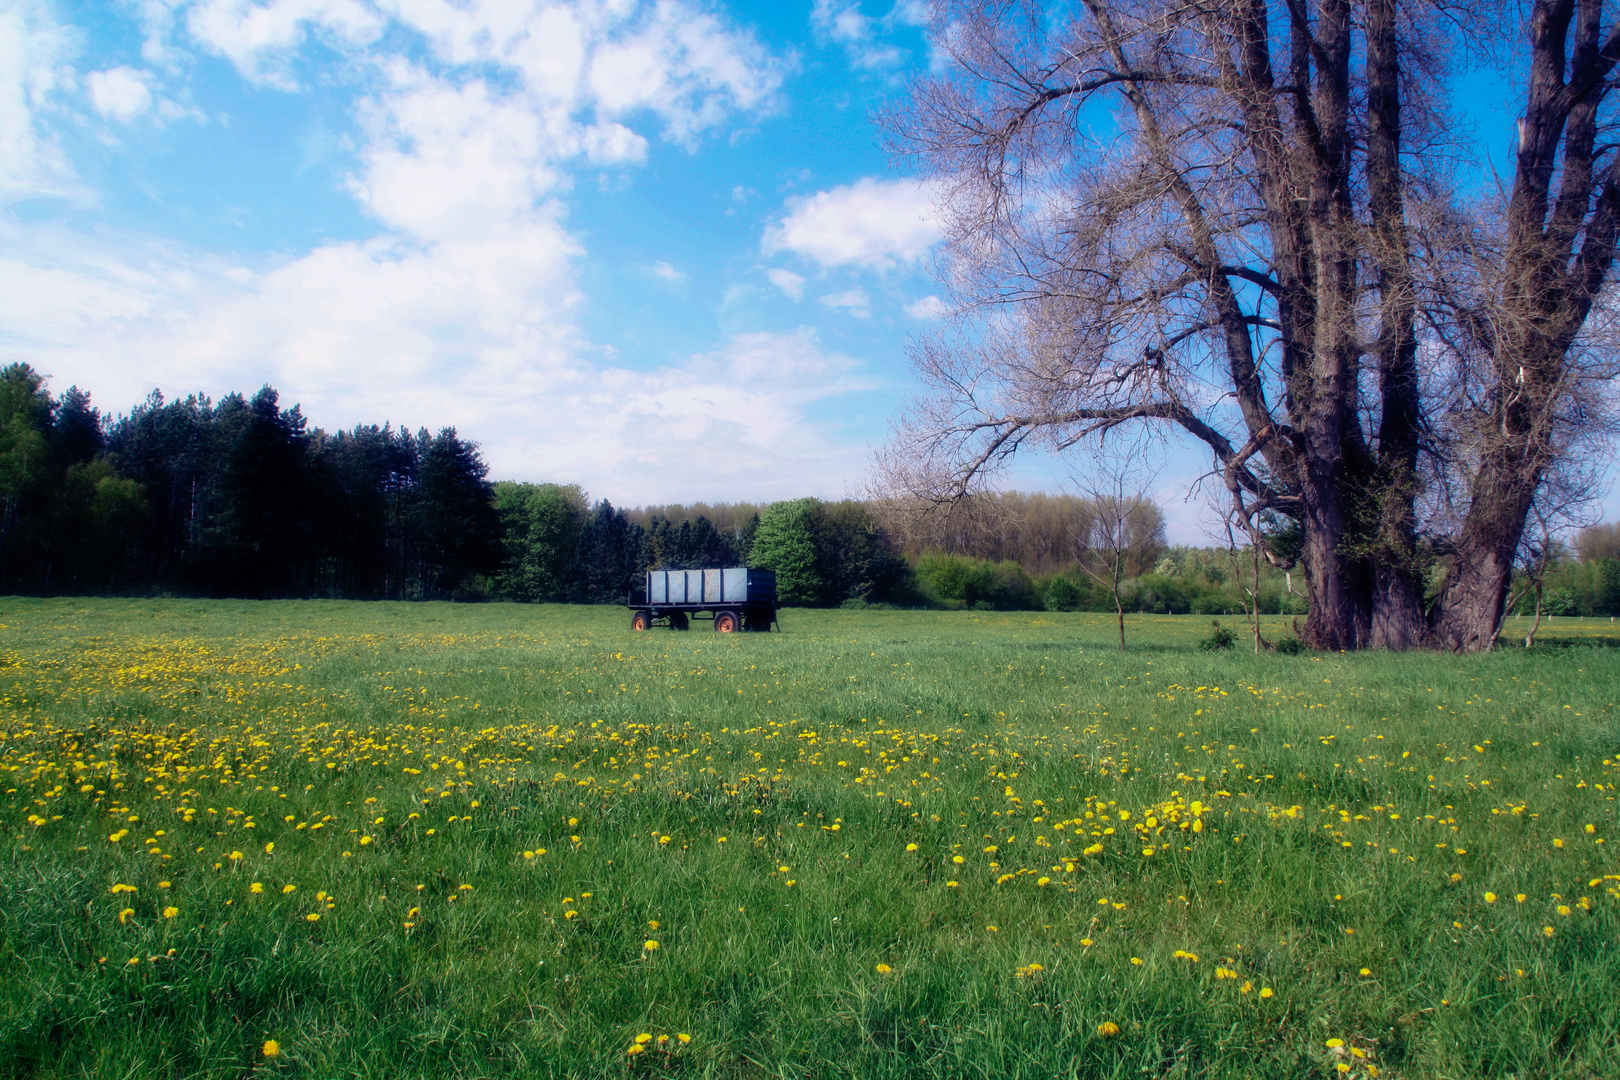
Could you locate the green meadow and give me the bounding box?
[1,599,1617,1078]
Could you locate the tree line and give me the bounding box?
[0,367,911,605]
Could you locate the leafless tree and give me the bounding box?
[875,0,1620,651]
[1068,446,1163,649]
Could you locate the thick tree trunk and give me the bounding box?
[1428,485,1534,651]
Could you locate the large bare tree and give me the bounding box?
[875,0,1620,651]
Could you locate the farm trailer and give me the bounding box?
[627,568,778,632]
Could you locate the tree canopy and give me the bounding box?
[878,0,1620,651]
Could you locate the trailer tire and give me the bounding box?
[714,611,739,633]
[631,611,653,631]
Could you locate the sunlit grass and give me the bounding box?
[2,599,1617,1078]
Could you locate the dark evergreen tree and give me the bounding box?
[410,428,502,599]
[567,500,645,603]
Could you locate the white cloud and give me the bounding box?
[767,267,805,300]
[87,66,153,120]
[0,0,81,202]
[817,287,870,318]
[651,260,685,283]
[0,2,873,504]
[185,0,384,89]
[904,293,946,319]
[764,176,940,270]
[811,0,904,69]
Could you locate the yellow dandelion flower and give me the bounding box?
[1516,894,1527,903]
[162,906,178,919]
[945,880,958,888]
[117,908,134,925]
[250,882,264,894]
[875,963,892,973]
[952,855,965,864]
[262,1040,281,1058]
[282,884,296,894]
[634,1033,652,1044]
[1359,968,1371,977]
[1079,938,1093,946]
[1097,1021,1120,1037]
[626,1044,644,1056]
[305,913,320,922]
[1326,1038,1344,1048]
[905,843,918,851]
[1130,957,1143,965]
[1259,987,1274,999]
[1484,892,1497,903]
[677,1033,691,1044]
[644,939,660,951]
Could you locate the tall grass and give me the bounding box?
[1,599,1616,1078]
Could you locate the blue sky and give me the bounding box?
[0,0,950,513]
[0,0,1608,542]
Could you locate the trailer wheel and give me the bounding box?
[714,611,739,633]
[631,611,653,631]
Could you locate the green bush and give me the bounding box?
[1044,575,1082,611]
[1198,620,1236,651]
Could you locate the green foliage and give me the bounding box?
[915,553,1041,610]
[750,498,823,605]
[1044,574,1082,611]
[1198,620,1237,650]
[3,600,1618,1079]
[492,482,588,601]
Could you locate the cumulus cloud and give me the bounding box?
[767,267,805,300]
[185,0,384,89]
[0,1,874,502]
[764,176,940,270]
[87,67,153,120]
[810,0,906,70]
[903,294,946,319]
[0,0,81,202]
[651,260,685,283]
[817,287,870,318]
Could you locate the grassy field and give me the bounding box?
[1,599,1617,1079]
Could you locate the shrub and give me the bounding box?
[1044,576,1082,611]
[1198,620,1236,651]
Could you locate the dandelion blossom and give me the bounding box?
[262,1040,281,1058]
[1097,1021,1120,1037]
[677,1033,691,1044]
[305,913,320,922]
[644,939,660,951]
[250,883,264,894]
[1259,987,1274,999]
[162,906,178,919]
[626,1044,645,1056]
[875,963,892,974]
[1484,892,1497,903]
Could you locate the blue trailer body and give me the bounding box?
[628,567,776,632]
